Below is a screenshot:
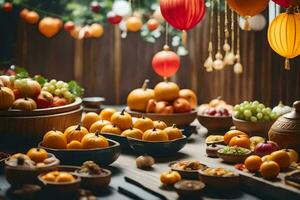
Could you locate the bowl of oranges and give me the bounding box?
[39,124,121,166]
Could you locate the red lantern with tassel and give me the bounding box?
[152,45,180,78]
[272,0,300,8]
[160,0,206,31]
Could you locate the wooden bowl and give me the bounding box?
[198,169,239,190]
[100,133,131,151]
[217,149,252,164]
[82,97,105,108]
[169,161,207,180]
[38,172,81,195]
[39,140,121,166]
[232,116,275,137]
[126,108,197,126]
[127,136,187,157]
[75,168,111,190]
[174,180,205,198]
[5,153,59,187]
[197,114,233,133]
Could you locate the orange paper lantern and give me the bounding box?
[227,0,269,30]
[268,11,300,70]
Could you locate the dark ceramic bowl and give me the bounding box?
[75,168,111,190]
[174,180,205,198]
[217,148,252,164]
[100,133,131,151]
[169,161,207,180]
[127,136,187,157]
[5,153,59,187]
[82,97,105,108]
[39,139,121,166]
[232,116,275,137]
[0,152,10,174]
[197,114,233,133]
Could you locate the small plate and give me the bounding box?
[127,136,187,157]
[39,139,121,166]
[75,168,111,190]
[217,148,252,164]
[169,161,207,180]
[82,97,105,108]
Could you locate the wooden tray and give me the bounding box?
[0,98,82,117]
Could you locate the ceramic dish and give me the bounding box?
[199,168,239,190]
[126,108,197,126]
[5,153,59,186]
[39,139,121,166]
[169,160,207,180]
[127,136,187,157]
[205,135,225,145]
[174,180,205,198]
[82,97,105,108]
[232,116,275,137]
[100,133,131,151]
[75,168,111,190]
[197,114,233,133]
[217,147,252,164]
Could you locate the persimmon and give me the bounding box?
[90,23,104,38]
[55,172,75,183]
[229,135,250,149]
[153,120,167,130]
[126,16,143,32]
[43,130,67,149]
[101,124,122,135]
[64,124,88,143]
[67,140,82,149]
[160,171,181,185]
[163,124,182,140]
[244,155,262,173]
[20,9,29,20]
[133,116,154,132]
[111,109,133,130]
[81,132,109,149]
[39,17,60,38]
[224,130,248,144]
[82,112,101,130]
[89,120,111,133]
[260,161,280,179]
[99,108,116,121]
[121,128,143,140]
[154,81,180,101]
[142,128,168,142]
[42,173,56,182]
[270,150,291,170]
[25,11,40,24]
[26,148,48,163]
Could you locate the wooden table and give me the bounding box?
[1,109,299,199]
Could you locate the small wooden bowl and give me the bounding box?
[100,133,131,151]
[232,117,275,137]
[126,108,197,126]
[5,153,59,187]
[197,114,233,133]
[82,97,105,108]
[174,180,205,198]
[75,168,111,190]
[127,136,187,157]
[38,172,81,195]
[217,149,252,164]
[39,140,121,166]
[169,161,207,180]
[198,169,239,190]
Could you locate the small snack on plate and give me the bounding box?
[218,146,251,156]
[202,167,236,177]
[171,160,207,171]
[77,161,107,176]
[206,144,223,158]
[41,171,76,183]
[205,135,224,145]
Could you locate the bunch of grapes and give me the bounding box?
[42,79,75,102]
[234,101,278,122]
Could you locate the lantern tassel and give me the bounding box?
[182,30,187,46]
[285,58,291,70]
[243,16,251,31]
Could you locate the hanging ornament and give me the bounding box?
[268,9,300,70]
[234,15,243,74]
[152,24,180,78]
[126,16,143,32]
[272,0,300,8]
[204,0,214,72]
[64,21,75,32]
[160,0,205,45]
[147,18,160,31]
[224,9,236,66]
[38,17,61,38]
[90,23,104,38]
[223,1,231,66]
[3,2,13,12]
[213,0,224,70]
[90,1,101,13]
[112,0,132,17]
[107,11,122,25]
[239,14,266,31]
[227,0,269,31]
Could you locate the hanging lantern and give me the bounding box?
[272,0,300,8]
[268,10,300,70]
[227,0,269,31]
[152,45,180,78]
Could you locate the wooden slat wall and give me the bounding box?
[13,16,300,106]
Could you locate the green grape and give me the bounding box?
[263,116,270,121]
[265,107,272,114]
[258,103,265,109]
[42,86,49,91]
[49,79,57,84]
[256,108,262,114]
[253,101,259,106]
[243,101,249,105]
[244,109,252,117]
[270,112,278,120]
[250,105,257,114]
[250,116,258,122]
[48,85,55,92]
[61,88,68,93]
[257,113,263,120]
[64,91,72,98]
[44,83,50,88]
[56,81,64,88]
[245,116,251,121]
[234,105,241,111]
[262,108,269,115]
[63,82,68,88]
[234,111,241,119]
[54,89,61,96]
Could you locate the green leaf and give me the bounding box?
[33,75,48,87]
[68,80,84,97]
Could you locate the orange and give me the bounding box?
[270,150,291,170]
[82,112,101,130]
[163,125,182,140]
[90,23,104,38]
[67,141,82,149]
[81,132,109,149]
[25,11,40,24]
[126,16,143,32]
[55,172,75,183]
[26,148,48,163]
[229,135,250,149]
[260,161,280,179]
[224,130,248,144]
[89,120,111,133]
[121,128,143,140]
[133,116,154,132]
[153,120,167,130]
[101,124,122,135]
[160,171,181,185]
[142,128,169,142]
[99,108,116,121]
[244,155,262,173]
[43,130,67,149]
[64,124,88,143]
[42,173,56,182]
[111,109,133,130]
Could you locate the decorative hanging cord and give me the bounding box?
[18,3,62,18]
[231,8,235,57]
[203,0,214,72]
[164,23,169,48]
[236,14,240,61]
[216,0,221,54]
[223,0,230,51]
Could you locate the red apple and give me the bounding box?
[14,78,41,98]
[0,75,13,88]
[254,141,279,157]
[146,99,156,113]
[173,98,192,113]
[179,89,197,109]
[36,91,54,109]
[13,88,21,99]
[161,106,174,114]
[64,21,75,31]
[107,11,122,24]
[155,101,169,113]
[52,96,68,107]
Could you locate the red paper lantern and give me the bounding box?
[152,45,180,78]
[160,0,206,31]
[272,0,300,8]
